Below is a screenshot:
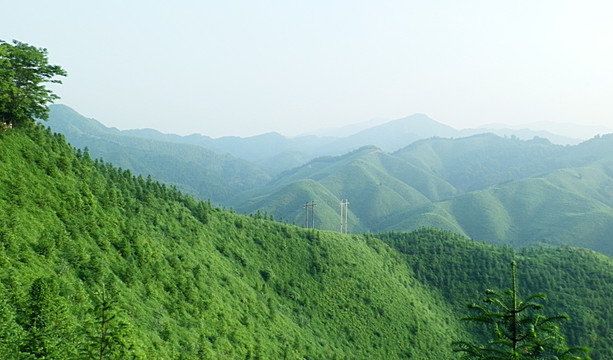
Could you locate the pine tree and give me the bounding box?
[84,284,133,360]
[22,277,79,359]
[452,261,590,359]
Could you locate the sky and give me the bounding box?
[3,0,613,138]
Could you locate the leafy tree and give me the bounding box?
[0,39,66,126]
[452,261,590,359]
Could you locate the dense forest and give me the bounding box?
[1,120,611,358]
[1,124,468,358]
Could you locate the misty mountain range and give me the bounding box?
[122,112,590,166]
[46,104,613,257]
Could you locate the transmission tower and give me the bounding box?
[304,201,316,228]
[340,199,349,233]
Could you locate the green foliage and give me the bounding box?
[0,40,66,126]
[22,277,79,358]
[453,261,590,359]
[0,125,465,358]
[379,229,613,359]
[2,124,613,358]
[0,283,24,358]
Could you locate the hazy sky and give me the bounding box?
[4,1,613,137]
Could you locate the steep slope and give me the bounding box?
[0,124,467,359]
[46,105,271,203]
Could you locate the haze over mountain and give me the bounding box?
[46,105,271,204]
[45,104,613,258]
[482,121,613,142]
[51,104,589,169]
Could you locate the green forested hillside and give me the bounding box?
[46,105,271,203]
[3,39,611,359]
[379,229,613,359]
[0,121,613,359]
[0,124,467,358]
[382,162,613,255]
[235,146,457,232]
[1,124,612,358]
[46,105,613,256]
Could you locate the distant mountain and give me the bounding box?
[236,133,613,256]
[119,112,587,170]
[382,161,613,254]
[459,127,583,145]
[232,145,458,231]
[481,121,613,142]
[393,133,570,192]
[45,105,613,255]
[123,128,337,175]
[122,114,462,169]
[46,105,271,204]
[320,113,459,154]
[68,111,471,175]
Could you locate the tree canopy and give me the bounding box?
[0,39,66,126]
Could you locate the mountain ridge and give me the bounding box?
[46,104,613,256]
[1,125,611,357]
